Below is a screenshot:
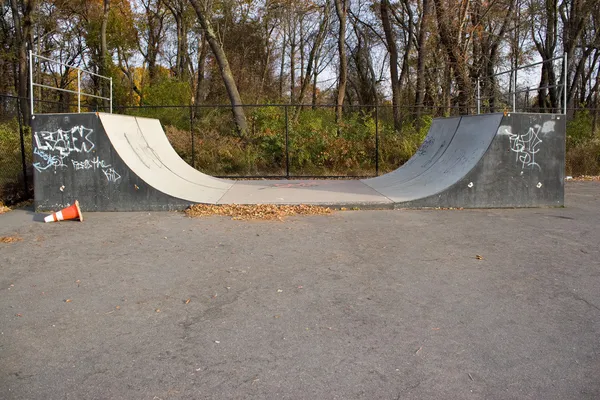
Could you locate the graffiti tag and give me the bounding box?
[34,126,95,157]
[102,168,121,183]
[508,126,542,170]
[33,148,67,172]
[71,157,111,171]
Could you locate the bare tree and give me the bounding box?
[380,0,401,130]
[9,0,36,119]
[189,0,247,134]
[334,0,348,123]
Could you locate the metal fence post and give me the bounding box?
[17,96,29,198]
[375,105,379,176]
[110,77,113,113]
[513,70,517,113]
[190,105,195,169]
[29,50,34,117]
[477,78,481,114]
[77,69,81,113]
[563,52,568,115]
[285,105,290,179]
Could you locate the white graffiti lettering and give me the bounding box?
[71,157,111,171]
[34,126,95,157]
[102,168,121,183]
[33,148,67,172]
[508,126,542,170]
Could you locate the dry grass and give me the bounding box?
[185,204,333,221]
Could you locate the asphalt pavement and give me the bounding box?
[1,182,599,399]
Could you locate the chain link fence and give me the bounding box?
[0,94,32,205]
[2,94,595,205]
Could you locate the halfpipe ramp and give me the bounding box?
[31,112,565,211]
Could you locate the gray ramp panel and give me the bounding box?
[99,113,231,204]
[363,116,461,191]
[395,113,565,208]
[32,113,192,211]
[379,113,504,203]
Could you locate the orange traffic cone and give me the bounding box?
[44,200,84,223]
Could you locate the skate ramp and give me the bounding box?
[31,112,565,211]
[364,116,460,192]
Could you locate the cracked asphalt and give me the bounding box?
[1,182,599,399]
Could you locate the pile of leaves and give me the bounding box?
[185,203,333,221]
[572,175,600,181]
[0,236,22,243]
[0,202,10,214]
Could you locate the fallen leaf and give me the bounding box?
[475,255,483,260]
[273,315,281,319]
[184,299,191,304]
[277,289,283,293]
[155,309,161,313]
[215,340,220,344]
[0,202,10,214]
[115,306,121,310]
[15,313,22,317]
[415,346,422,355]
[65,299,72,303]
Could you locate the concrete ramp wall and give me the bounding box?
[393,113,565,208]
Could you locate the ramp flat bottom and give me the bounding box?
[217,180,393,207]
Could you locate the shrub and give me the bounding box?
[565,110,600,175]
[0,119,32,204]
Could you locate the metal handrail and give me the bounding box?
[29,51,112,115]
[476,52,567,115]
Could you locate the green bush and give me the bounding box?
[565,110,600,175]
[0,119,32,204]
[165,107,435,177]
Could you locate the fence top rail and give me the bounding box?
[32,82,111,101]
[32,52,112,81]
[114,103,464,109]
[482,54,565,80]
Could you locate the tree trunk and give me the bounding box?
[289,17,296,104]
[334,0,348,124]
[433,0,473,114]
[279,29,287,100]
[9,0,36,120]
[295,4,329,120]
[415,0,430,126]
[189,0,247,135]
[195,35,208,106]
[381,0,401,131]
[100,0,110,110]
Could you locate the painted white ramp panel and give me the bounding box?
[99,113,231,204]
[133,116,231,190]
